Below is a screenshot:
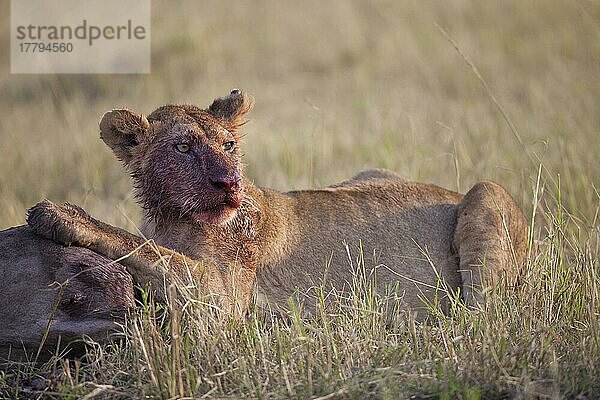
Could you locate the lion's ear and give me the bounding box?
[207,89,254,134]
[99,109,150,165]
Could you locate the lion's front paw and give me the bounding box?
[27,200,92,246]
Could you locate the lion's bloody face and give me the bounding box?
[139,114,245,225]
[99,90,252,226]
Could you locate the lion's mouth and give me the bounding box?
[190,195,242,225]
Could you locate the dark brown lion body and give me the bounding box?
[0,226,133,361]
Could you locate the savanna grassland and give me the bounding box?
[1,1,599,398]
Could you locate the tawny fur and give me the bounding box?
[26,90,528,319]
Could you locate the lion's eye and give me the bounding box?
[223,141,236,152]
[175,143,190,153]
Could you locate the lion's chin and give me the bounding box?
[191,204,238,226]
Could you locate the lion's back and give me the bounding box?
[257,171,464,314]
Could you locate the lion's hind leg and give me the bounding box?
[453,181,528,307]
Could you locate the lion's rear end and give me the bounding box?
[453,181,528,306]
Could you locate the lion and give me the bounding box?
[0,225,134,360]
[25,89,528,321]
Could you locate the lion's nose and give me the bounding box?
[209,174,241,193]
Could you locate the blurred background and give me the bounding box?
[0,0,598,231]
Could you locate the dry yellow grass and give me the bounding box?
[0,1,599,398]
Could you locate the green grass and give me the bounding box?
[0,0,599,398]
[2,218,598,398]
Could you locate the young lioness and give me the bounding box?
[28,90,528,317]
